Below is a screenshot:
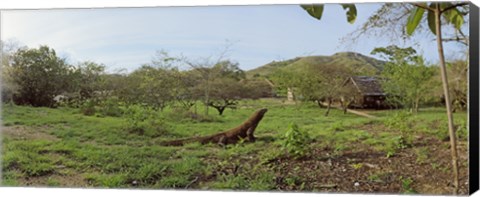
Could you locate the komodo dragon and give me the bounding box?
[160,108,268,146]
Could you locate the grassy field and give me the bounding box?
[0,99,469,194]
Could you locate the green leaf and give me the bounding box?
[406,6,425,35]
[444,8,464,29]
[301,4,324,20]
[341,4,357,24]
[427,8,436,35]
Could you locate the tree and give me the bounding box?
[447,60,468,112]
[125,65,176,111]
[405,3,467,193]
[1,40,24,103]
[203,77,245,115]
[371,45,436,113]
[70,61,106,102]
[194,60,260,115]
[184,43,234,115]
[342,3,469,47]
[10,45,73,107]
[302,2,468,193]
[271,62,354,116]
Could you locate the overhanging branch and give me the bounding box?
[440,2,469,14]
[411,3,434,12]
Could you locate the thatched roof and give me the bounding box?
[348,76,385,96]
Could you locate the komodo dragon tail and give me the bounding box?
[159,136,208,146]
[159,108,268,146]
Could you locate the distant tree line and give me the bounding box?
[0,41,272,116]
[1,41,467,116]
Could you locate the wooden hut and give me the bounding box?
[343,76,391,109]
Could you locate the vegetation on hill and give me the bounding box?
[246,52,385,78]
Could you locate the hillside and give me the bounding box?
[246,52,385,78]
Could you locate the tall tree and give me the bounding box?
[302,2,468,193]
[1,40,24,103]
[371,45,435,113]
[184,44,233,115]
[405,3,467,193]
[70,61,106,101]
[10,45,73,107]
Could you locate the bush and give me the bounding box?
[124,105,170,137]
[281,123,311,158]
[433,119,468,141]
[168,108,219,123]
[99,97,123,117]
[80,99,96,116]
[383,111,414,145]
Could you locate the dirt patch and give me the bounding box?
[266,140,468,195]
[1,125,59,141]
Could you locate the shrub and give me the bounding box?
[282,123,311,158]
[99,97,123,117]
[168,108,219,123]
[383,111,414,146]
[456,119,468,140]
[124,105,170,137]
[80,99,96,116]
[433,119,468,141]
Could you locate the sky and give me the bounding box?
[0,3,469,73]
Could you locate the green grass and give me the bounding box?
[1,100,468,190]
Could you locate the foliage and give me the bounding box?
[447,60,468,112]
[414,147,429,164]
[123,105,169,137]
[383,111,414,148]
[123,65,176,110]
[10,46,74,107]
[301,4,357,24]
[1,40,23,103]
[344,3,469,46]
[282,123,312,158]
[400,176,416,194]
[372,45,436,113]
[270,57,357,116]
[80,99,97,116]
[98,97,123,117]
[70,61,106,102]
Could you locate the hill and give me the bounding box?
[246,52,385,78]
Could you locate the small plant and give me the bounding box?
[350,163,363,170]
[456,119,468,140]
[414,147,429,164]
[124,105,150,134]
[329,121,345,132]
[367,174,382,183]
[123,105,169,136]
[99,97,123,117]
[431,162,441,170]
[282,123,311,158]
[383,111,415,147]
[400,176,416,194]
[80,99,96,116]
[384,135,409,158]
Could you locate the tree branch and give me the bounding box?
[411,3,434,12]
[439,37,469,46]
[441,2,469,14]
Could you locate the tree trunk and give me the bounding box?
[324,99,332,116]
[434,4,459,194]
[205,81,210,116]
[414,97,420,114]
[217,106,226,115]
